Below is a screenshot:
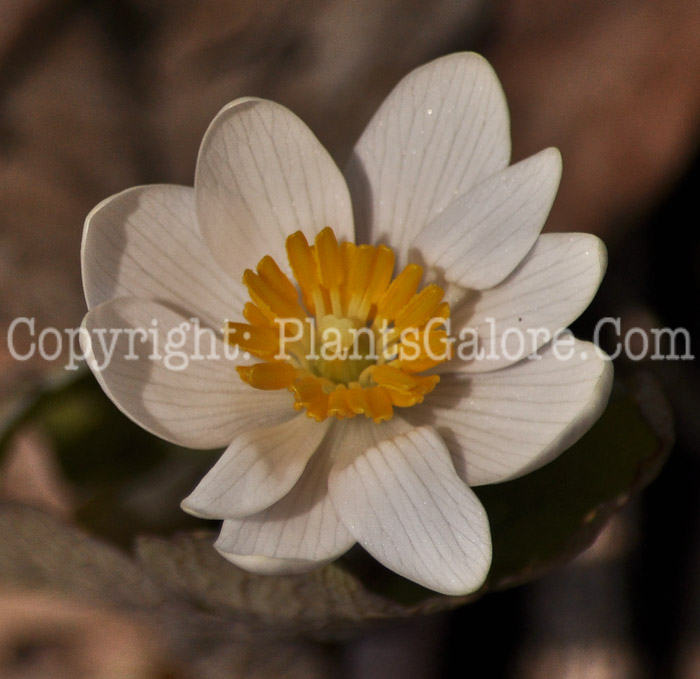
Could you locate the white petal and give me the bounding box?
[215,422,357,564]
[346,52,510,267]
[329,426,492,595]
[407,340,613,486]
[195,97,354,281]
[81,185,247,327]
[220,553,326,575]
[182,414,330,519]
[413,148,562,289]
[82,297,294,449]
[446,233,607,372]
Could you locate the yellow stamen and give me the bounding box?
[315,227,343,289]
[227,228,452,422]
[225,322,279,359]
[366,387,394,422]
[243,269,305,321]
[345,384,370,415]
[237,362,297,390]
[374,264,423,324]
[257,256,298,303]
[346,245,376,320]
[243,302,272,328]
[287,231,325,317]
[396,329,453,373]
[370,364,417,392]
[394,284,445,331]
[327,385,350,418]
[365,246,396,305]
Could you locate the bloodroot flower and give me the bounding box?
[81,53,612,595]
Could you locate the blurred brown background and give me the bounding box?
[1,0,699,677]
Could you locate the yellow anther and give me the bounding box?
[371,364,417,392]
[411,374,440,394]
[397,329,452,372]
[394,284,445,331]
[287,231,321,306]
[340,242,356,279]
[375,264,423,322]
[366,387,393,423]
[225,322,279,359]
[384,388,423,408]
[257,256,298,303]
[232,228,451,422]
[345,384,370,415]
[243,302,272,328]
[291,376,331,421]
[434,301,450,323]
[328,385,350,418]
[237,362,297,390]
[315,227,343,289]
[365,245,395,305]
[339,242,357,312]
[346,245,376,319]
[243,269,305,320]
[349,245,375,290]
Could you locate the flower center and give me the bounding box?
[226,227,452,422]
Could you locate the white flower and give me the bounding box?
[81,53,612,595]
